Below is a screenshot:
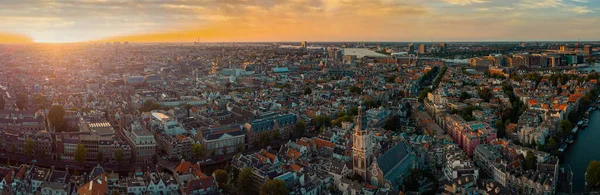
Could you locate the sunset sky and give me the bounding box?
[0,0,599,43]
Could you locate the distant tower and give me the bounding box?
[439,42,446,52]
[301,41,307,49]
[353,102,373,180]
[560,46,566,52]
[419,44,427,54]
[584,45,592,55]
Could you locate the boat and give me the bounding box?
[578,120,584,128]
[558,143,568,152]
[566,136,574,144]
[572,127,578,134]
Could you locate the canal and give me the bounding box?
[564,109,600,193]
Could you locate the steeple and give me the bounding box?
[357,101,364,130]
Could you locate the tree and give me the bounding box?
[524,151,537,171]
[74,144,88,164]
[303,87,312,95]
[494,120,506,138]
[237,168,254,195]
[211,150,216,157]
[184,104,193,117]
[33,93,46,109]
[48,105,66,131]
[97,151,104,163]
[460,92,472,102]
[24,138,35,156]
[192,143,205,159]
[418,88,433,103]
[349,86,361,94]
[0,95,5,109]
[213,169,229,187]
[586,160,600,189]
[272,130,281,140]
[559,120,572,137]
[260,133,272,147]
[16,93,28,110]
[259,179,288,195]
[139,100,160,112]
[295,120,306,137]
[478,87,492,102]
[403,168,422,191]
[237,144,244,153]
[111,191,121,195]
[114,149,124,164]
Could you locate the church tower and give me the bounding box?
[353,101,373,180]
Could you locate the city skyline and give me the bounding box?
[0,0,599,43]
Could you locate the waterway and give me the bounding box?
[564,109,600,193]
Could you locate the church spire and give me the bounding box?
[357,100,366,131]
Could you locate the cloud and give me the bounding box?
[571,5,593,13]
[442,0,489,5]
[0,32,32,44]
[520,0,565,8]
[571,0,588,3]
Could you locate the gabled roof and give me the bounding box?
[184,176,216,194]
[77,173,108,195]
[376,141,415,186]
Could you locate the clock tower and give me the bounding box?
[352,102,373,180]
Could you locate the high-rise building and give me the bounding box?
[408,43,415,54]
[419,44,427,54]
[520,42,526,47]
[584,45,592,55]
[560,46,566,52]
[440,42,446,52]
[301,41,307,49]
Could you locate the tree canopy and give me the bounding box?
[192,143,205,159]
[74,144,88,164]
[24,138,35,156]
[139,100,160,112]
[295,120,306,137]
[587,160,600,189]
[213,169,229,187]
[259,179,289,195]
[237,168,255,195]
[114,149,124,164]
[48,104,66,131]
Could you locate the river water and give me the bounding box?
[564,110,600,192]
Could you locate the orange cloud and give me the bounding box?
[0,32,32,44]
[98,0,429,42]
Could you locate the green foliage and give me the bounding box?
[460,106,482,121]
[386,75,397,83]
[237,168,255,195]
[139,100,160,112]
[259,179,288,195]
[16,93,28,110]
[418,88,433,103]
[315,115,332,128]
[48,105,66,131]
[260,133,272,147]
[295,120,306,137]
[192,143,205,159]
[523,151,537,171]
[272,130,281,140]
[478,87,492,102]
[403,168,422,192]
[303,87,312,95]
[459,92,472,102]
[24,138,35,156]
[214,169,229,186]
[97,151,104,163]
[114,149,124,164]
[349,86,361,94]
[74,144,88,164]
[558,120,572,137]
[586,160,600,189]
[494,119,506,138]
[0,95,5,109]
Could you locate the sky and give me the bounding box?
[0,0,599,43]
